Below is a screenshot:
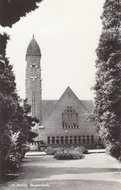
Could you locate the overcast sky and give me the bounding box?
[1,0,105,100]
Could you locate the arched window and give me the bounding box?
[30,65,37,81]
[62,106,79,129]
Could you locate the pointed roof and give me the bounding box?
[41,86,94,124]
[26,35,41,57]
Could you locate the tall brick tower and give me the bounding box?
[26,35,42,123]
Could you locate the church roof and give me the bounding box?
[42,87,94,121]
[81,100,94,113]
[42,100,57,121]
[26,35,41,57]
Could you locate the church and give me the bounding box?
[26,36,98,151]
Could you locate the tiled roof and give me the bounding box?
[42,99,94,121]
[81,100,94,113]
[42,100,57,120]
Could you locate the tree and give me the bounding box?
[5,100,39,171]
[0,34,38,174]
[0,0,43,27]
[94,0,121,160]
[0,33,19,173]
[0,0,43,176]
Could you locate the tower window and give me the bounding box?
[30,65,37,81]
[32,91,35,116]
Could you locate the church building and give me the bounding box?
[26,36,98,151]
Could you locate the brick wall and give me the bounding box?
[39,88,97,148]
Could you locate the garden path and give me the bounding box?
[0,152,121,190]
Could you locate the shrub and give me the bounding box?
[3,152,22,174]
[76,146,88,154]
[45,145,88,156]
[54,147,84,160]
[106,142,121,160]
[45,146,60,155]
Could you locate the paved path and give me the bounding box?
[25,149,106,157]
[0,153,121,190]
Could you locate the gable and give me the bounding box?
[42,87,93,124]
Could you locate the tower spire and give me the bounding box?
[26,37,42,124]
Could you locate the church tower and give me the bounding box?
[26,35,42,123]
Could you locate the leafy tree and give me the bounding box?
[0,0,43,27]
[0,0,45,178]
[10,100,39,156]
[94,0,121,160]
[0,0,44,176]
[0,34,38,174]
[5,100,39,171]
[0,33,19,174]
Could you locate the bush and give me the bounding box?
[3,152,22,174]
[106,142,121,160]
[77,146,88,154]
[54,146,84,160]
[45,146,88,155]
[2,144,30,174]
[45,146,60,155]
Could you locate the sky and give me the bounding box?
[1,0,105,100]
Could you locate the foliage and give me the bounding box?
[106,142,121,160]
[45,146,88,159]
[0,0,43,177]
[0,33,18,167]
[94,0,121,160]
[45,147,61,155]
[0,0,43,27]
[54,146,84,160]
[0,34,38,174]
